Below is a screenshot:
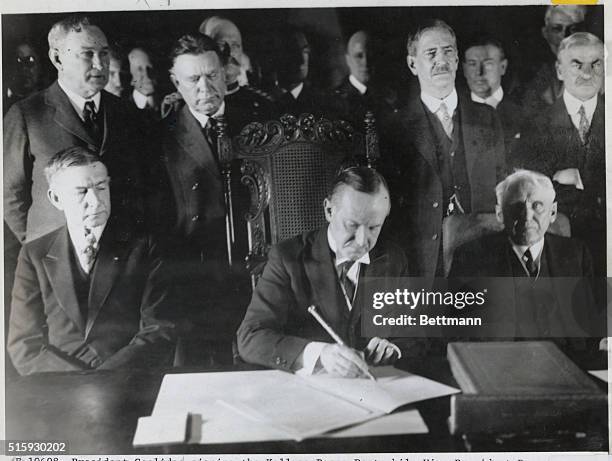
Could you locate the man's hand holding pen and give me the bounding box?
[318,338,400,379]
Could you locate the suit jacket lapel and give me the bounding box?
[46,81,98,147]
[176,105,220,177]
[303,228,347,333]
[42,228,86,333]
[86,222,129,337]
[98,92,112,155]
[404,98,438,170]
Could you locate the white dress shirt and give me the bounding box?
[562,89,597,132]
[132,89,156,110]
[421,88,458,122]
[349,74,367,95]
[67,221,106,273]
[470,86,504,109]
[58,79,101,121]
[188,101,226,129]
[290,82,304,100]
[511,237,545,278]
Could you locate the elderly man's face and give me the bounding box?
[346,31,372,85]
[556,43,604,101]
[498,179,557,246]
[408,27,458,98]
[129,48,157,96]
[542,10,584,54]
[105,57,123,97]
[324,185,390,261]
[210,20,243,86]
[463,45,507,99]
[52,25,110,98]
[48,162,111,230]
[171,51,226,115]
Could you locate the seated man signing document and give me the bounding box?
[237,166,408,377]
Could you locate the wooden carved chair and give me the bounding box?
[216,112,380,286]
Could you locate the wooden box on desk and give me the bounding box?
[446,341,606,435]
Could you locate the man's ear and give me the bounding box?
[49,48,62,72]
[47,188,64,211]
[407,55,418,76]
[549,201,558,223]
[555,60,564,81]
[323,197,333,223]
[169,71,179,90]
[500,58,508,76]
[495,203,504,225]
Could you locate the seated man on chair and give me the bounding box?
[237,166,407,377]
[8,147,176,375]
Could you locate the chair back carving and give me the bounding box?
[228,112,378,283]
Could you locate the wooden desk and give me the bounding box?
[5,357,607,454]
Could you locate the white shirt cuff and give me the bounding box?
[296,341,328,375]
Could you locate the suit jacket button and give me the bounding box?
[432,233,438,240]
[192,182,199,190]
[192,214,199,221]
[432,201,439,208]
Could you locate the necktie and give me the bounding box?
[578,105,589,144]
[522,249,538,278]
[83,100,101,144]
[339,261,356,305]
[82,228,98,274]
[203,118,218,154]
[437,102,453,139]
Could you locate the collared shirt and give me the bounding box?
[67,221,107,273]
[511,237,545,277]
[188,101,226,129]
[420,88,458,118]
[58,79,101,121]
[470,86,504,109]
[290,82,304,100]
[349,74,367,95]
[132,89,155,110]
[563,89,597,132]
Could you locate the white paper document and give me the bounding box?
[138,368,451,445]
[132,412,189,447]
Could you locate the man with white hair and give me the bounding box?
[517,32,605,275]
[522,5,587,114]
[449,169,601,339]
[4,14,145,245]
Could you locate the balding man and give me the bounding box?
[331,30,398,129]
[199,16,274,134]
[384,19,505,278]
[517,32,605,275]
[4,14,145,245]
[522,5,587,114]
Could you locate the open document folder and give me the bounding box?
[134,367,458,446]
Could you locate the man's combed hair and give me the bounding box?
[461,34,506,61]
[544,5,587,26]
[44,146,101,185]
[48,14,94,49]
[406,19,456,57]
[169,34,223,66]
[557,32,603,58]
[495,169,555,205]
[329,166,390,200]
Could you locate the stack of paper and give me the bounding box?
[132,367,459,446]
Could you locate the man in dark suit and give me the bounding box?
[238,166,407,377]
[273,28,327,118]
[7,147,175,376]
[3,15,145,245]
[461,36,523,158]
[448,170,602,339]
[516,32,605,275]
[199,16,275,135]
[384,20,505,278]
[330,30,399,130]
